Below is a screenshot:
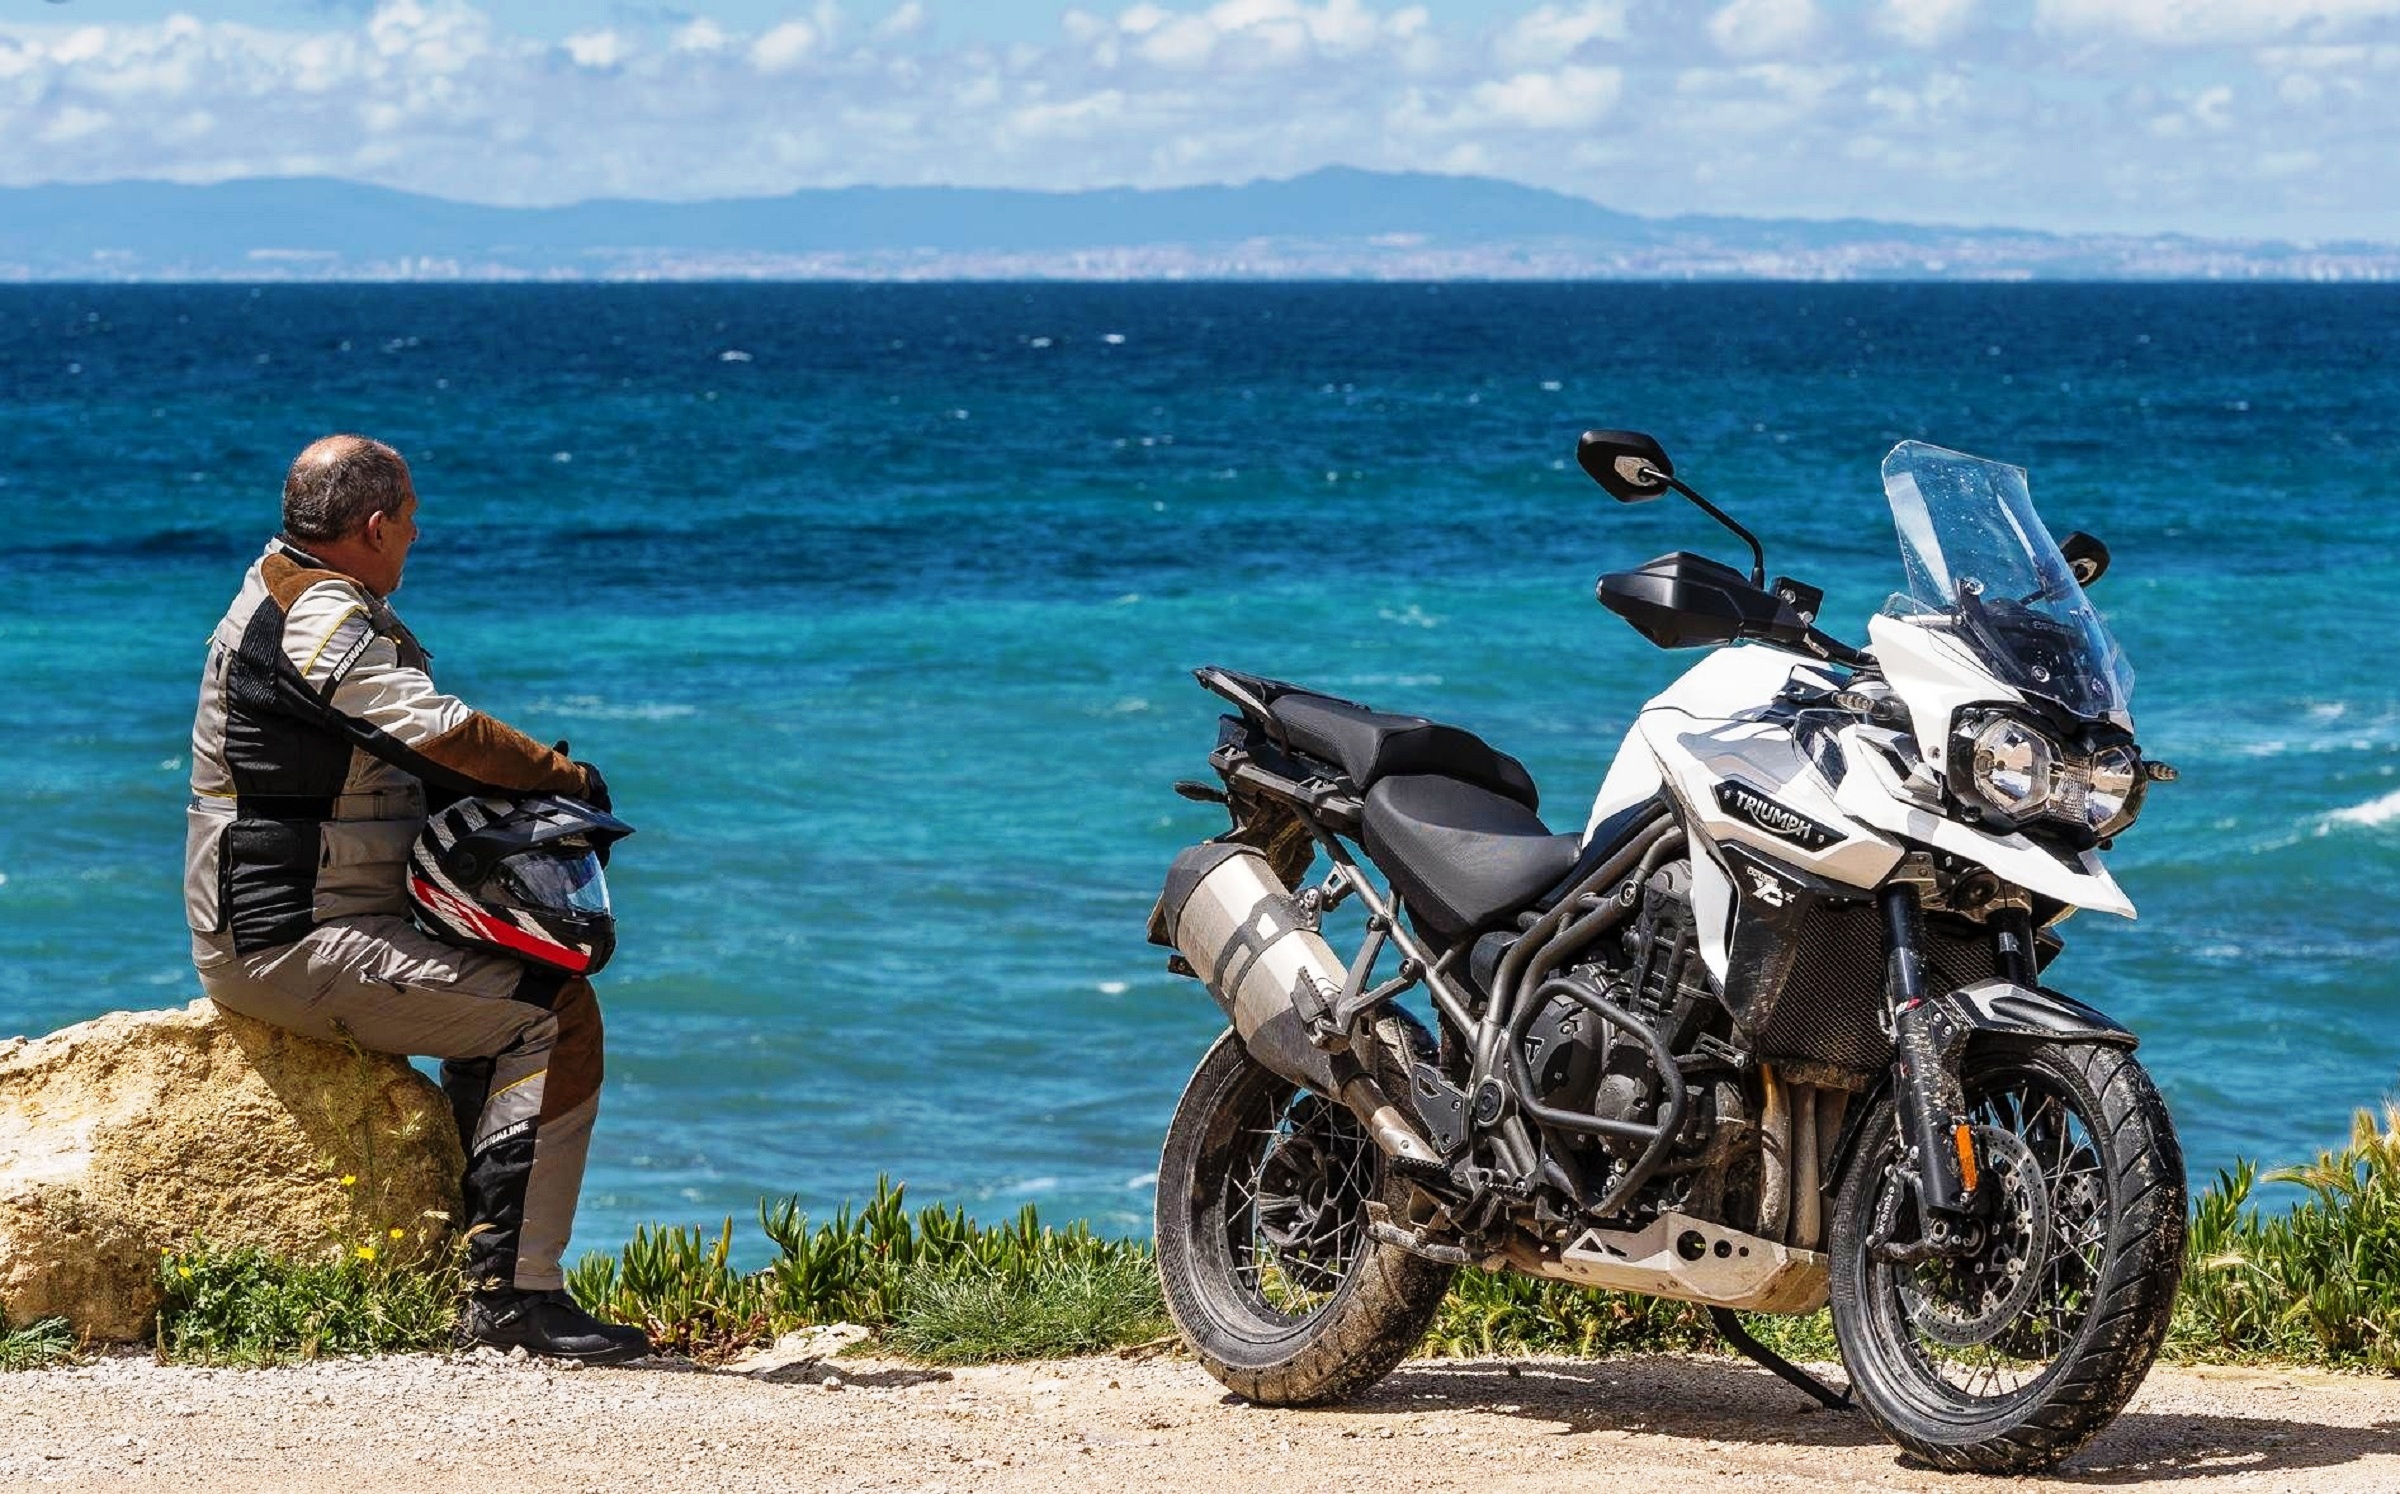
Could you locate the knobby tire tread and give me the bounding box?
[1156,1030,1454,1408]
[1833,1039,2185,1474]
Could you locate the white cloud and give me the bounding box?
[2036,0,2400,45]
[1467,64,1623,129]
[366,0,492,72]
[50,26,110,67]
[1708,0,1817,58]
[1880,0,1974,47]
[39,104,111,143]
[1492,3,1628,69]
[563,30,625,69]
[672,19,731,53]
[875,3,927,40]
[1136,14,1218,65]
[749,19,819,72]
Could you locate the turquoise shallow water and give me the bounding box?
[2,283,2397,1262]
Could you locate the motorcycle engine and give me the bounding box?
[1518,859,1711,1163]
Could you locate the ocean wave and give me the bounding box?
[528,694,696,721]
[2324,788,2400,830]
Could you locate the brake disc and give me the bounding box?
[1897,1125,2053,1350]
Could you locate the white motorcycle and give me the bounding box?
[1147,434,2185,1473]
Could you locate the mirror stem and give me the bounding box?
[1643,465,1766,587]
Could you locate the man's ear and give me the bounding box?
[360,509,388,550]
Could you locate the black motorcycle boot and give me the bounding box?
[463,1288,651,1365]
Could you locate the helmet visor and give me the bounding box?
[495,847,611,916]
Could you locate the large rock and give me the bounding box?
[0,998,464,1341]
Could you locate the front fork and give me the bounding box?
[1877,881,1988,1260]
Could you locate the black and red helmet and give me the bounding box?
[408,794,633,976]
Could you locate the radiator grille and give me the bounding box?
[1754,909,1996,1077]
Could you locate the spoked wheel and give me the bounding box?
[1831,1039,2186,1473]
[1156,1029,1453,1405]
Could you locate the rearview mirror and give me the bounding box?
[2058,531,2110,587]
[1577,430,1674,503]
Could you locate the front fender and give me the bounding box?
[1822,979,2138,1197]
[1940,978,2137,1050]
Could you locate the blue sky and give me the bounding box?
[8,1,2400,239]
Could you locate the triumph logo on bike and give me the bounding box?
[1714,780,1841,851]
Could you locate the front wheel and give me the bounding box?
[1155,1028,1454,1405]
[1830,1039,2185,1473]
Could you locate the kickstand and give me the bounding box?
[1707,1307,1852,1412]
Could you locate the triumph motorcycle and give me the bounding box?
[1145,433,2185,1473]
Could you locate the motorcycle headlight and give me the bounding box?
[1967,715,2056,823]
[2085,744,2142,838]
[1950,706,2149,845]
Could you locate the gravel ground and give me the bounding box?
[4,1342,2396,1492]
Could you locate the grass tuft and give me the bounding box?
[0,1315,76,1372]
[885,1257,1170,1364]
[1424,1269,1838,1363]
[155,1239,461,1366]
[564,1177,1158,1365]
[2172,1104,2400,1370]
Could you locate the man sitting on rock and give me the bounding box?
[184,434,649,1365]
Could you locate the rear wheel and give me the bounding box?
[1155,1029,1453,1405]
[1830,1039,2185,1473]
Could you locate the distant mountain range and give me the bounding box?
[3,167,2394,282]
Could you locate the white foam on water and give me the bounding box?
[1125,1171,1158,1190]
[530,694,697,722]
[2326,788,2400,829]
[1096,980,1129,996]
[1102,332,1126,344]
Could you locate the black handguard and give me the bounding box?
[571,758,615,864]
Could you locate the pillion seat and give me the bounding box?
[1360,776,1581,944]
[1256,685,1541,809]
[1200,669,1574,943]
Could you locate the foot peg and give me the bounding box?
[1365,1202,1485,1267]
[1339,1072,1446,1173]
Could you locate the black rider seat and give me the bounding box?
[1267,692,1540,810]
[1360,774,1581,944]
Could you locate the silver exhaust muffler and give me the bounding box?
[1155,842,1443,1171]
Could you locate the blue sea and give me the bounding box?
[3,283,2397,1263]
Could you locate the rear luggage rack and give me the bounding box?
[1208,729,1364,835]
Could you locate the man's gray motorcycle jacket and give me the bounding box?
[186,538,594,951]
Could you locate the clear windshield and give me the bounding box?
[1879,442,2132,720]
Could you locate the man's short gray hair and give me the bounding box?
[282,435,411,543]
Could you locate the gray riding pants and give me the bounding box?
[192,914,602,1292]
